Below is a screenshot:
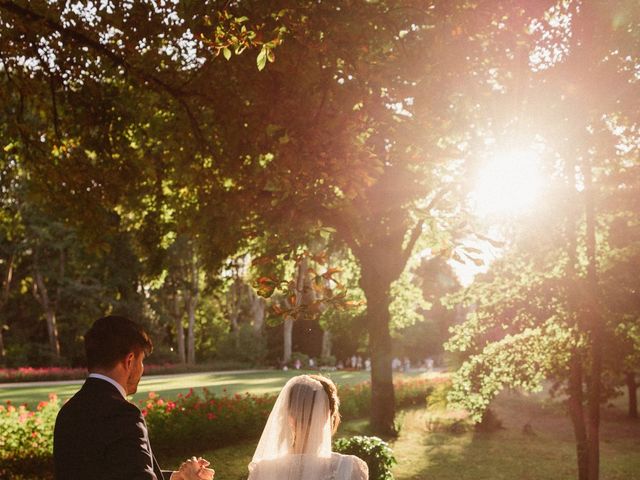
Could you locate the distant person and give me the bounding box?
[248,375,368,480]
[426,357,434,372]
[403,357,411,372]
[364,358,371,371]
[53,315,214,480]
[391,357,402,371]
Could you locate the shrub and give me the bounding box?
[288,351,310,369]
[142,388,275,456]
[333,436,396,480]
[0,395,58,480]
[425,379,453,410]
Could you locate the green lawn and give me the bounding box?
[4,370,638,480]
[0,369,428,407]
[159,388,640,480]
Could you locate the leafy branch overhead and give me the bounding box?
[201,9,288,70]
[253,251,363,324]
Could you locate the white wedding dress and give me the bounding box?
[248,376,369,480]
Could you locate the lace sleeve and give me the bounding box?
[351,456,369,480]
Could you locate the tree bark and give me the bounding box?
[626,371,638,419]
[359,249,397,435]
[283,256,307,365]
[0,253,15,364]
[173,290,186,365]
[321,329,332,359]
[584,161,602,480]
[568,352,589,480]
[33,262,61,360]
[283,317,293,364]
[247,286,265,333]
[366,289,396,435]
[186,255,199,366]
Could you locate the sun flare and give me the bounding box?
[471,148,544,217]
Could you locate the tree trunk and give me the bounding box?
[584,161,601,480]
[228,277,241,334]
[366,290,395,435]
[568,352,589,480]
[33,266,61,360]
[283,256,307,365]
[0,327,4,366]
[185,253,200,365]
[358,256,397,436]
[247,286,265,333]
[283,317,293,364]
[626,371,638,419]
[0,253,14,365]
[321,329,332,359]
[173,291,186,365]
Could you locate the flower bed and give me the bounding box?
[0,376,448,478]
[143,388,275,456]
[0,362,252,383]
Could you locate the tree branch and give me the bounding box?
[0,0,207,147]
[402,187,450,263]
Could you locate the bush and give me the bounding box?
[333,436,396,480]
[425,379,452,410]
[288,351,310,369]
[318,355,337,367]
[0,395,58,480]
[142,388,274,456]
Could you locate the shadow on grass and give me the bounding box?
[392,391,640,480]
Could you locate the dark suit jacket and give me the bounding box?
[54,377,170,480]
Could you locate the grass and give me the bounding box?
[0,369,428,407]
[158,388,640,480]
[4,370,638,479]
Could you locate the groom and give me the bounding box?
[54,315,214,480]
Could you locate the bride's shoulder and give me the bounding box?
[331,453,369,473]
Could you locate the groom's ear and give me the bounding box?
[123,351,135,371]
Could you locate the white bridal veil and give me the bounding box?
[248,375,335,480]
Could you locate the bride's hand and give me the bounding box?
[195,457,215,480]
[178,457,215,480]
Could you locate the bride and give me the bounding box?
[248,374,369,480]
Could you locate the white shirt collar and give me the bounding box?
[88,373,127,399]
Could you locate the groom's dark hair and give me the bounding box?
[85,315,153,370]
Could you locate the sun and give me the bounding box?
[470,147,545,217]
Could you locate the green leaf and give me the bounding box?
[257,47,268,71]
[223,47,232,61]
[266,48,275,63]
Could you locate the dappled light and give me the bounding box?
[0,1,638,479]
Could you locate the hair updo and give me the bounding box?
[308,374,341,433]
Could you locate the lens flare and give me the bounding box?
[471,148,544,217]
